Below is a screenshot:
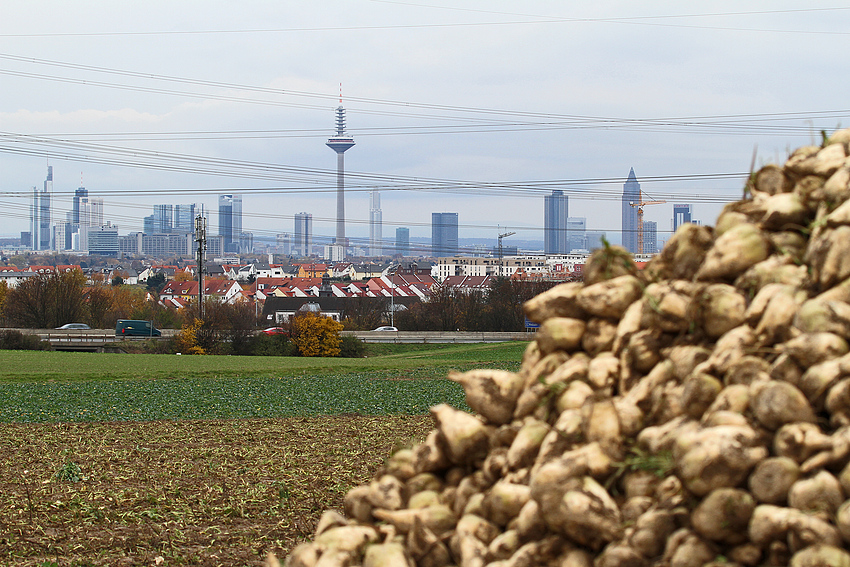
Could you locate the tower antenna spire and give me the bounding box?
[327,86,355,255]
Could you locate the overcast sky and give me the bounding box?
[1,1,848,251]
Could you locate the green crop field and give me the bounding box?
[0,341,529,565]
[0,341,528,423]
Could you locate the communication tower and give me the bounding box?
[326,89,355,250]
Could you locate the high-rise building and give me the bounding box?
[174,204,196,233]
[239,232,254,255]
[77,197,104,252]
[567,217,587,253]
[396,227,410,257]
[673,204,692,233]
[276,233,292,255]
[30,166,53,251]
[586,231,607,251]
[218,194,242,253]
[369,191,382,257]
[432,213,458,256]
[642,221,658,254]
[87,224,119,256]
[622,168,641,253]
[73,186,88,225]
[544,190,569,254]
[326,104,355,251]
[152,204,173,234]
[294,212,312,257]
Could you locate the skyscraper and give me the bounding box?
[153,204,173,234]
[218,194,242,253]
[369,191,382,257]
[326,103,355,251]
[673,204,692,233]
[174,204,196,233]
[77,196,104,252]
[294,212,312,257]
[544,190,568,254]
[276,233,292,255]
[30,166,53,251]
[567,217,587,252]
[73,186,88,225]
[622,168,641,253]
[432,213,458,256]
[642,221,658,254]
[396,227,410,257]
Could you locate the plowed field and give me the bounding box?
[1,415,432,566]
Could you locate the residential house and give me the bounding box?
[296,263,329,278]
[331,262,355,279]
[107,267,139,285]
[261,296,418,325]
[28,265,57,275]
[205,264,228,279]
[56,265,83,274]
[0,270,35,288]
[440,275,494,293]
[137,265,179,282]
[352,263,388,281]
[255,263,288,279]
[159,279,244,306]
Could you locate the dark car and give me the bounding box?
[115,320,162,337]
[56,323,90,330]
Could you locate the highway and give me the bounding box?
[14,328,534,351]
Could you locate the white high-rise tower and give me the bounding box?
[326,94,355,255]
[31,166,53,250]
[369,191,382,257]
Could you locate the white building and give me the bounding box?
[369,191,382,256]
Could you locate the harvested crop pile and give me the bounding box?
[280,131,850,567]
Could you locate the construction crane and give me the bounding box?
[498,231,516,277]
[630,198,666,254]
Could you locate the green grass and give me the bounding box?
[0,341,527,383]
[0,342,528,423]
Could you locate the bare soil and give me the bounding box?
[0,415,433,567]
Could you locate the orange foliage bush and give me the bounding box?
[290,313,343,357]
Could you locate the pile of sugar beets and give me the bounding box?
[279,130,850,567]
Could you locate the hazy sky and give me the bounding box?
[1,1,848,251]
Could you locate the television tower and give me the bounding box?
[326,88,355,248]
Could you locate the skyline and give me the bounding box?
[2,2,849,246]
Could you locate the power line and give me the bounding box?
[2,53,849,135]
[1,5,848,38]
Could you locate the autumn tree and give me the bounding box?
[173,318,206,354]
[0,281,7,325]
[290,313,343,357]
[179,299,257,354]
[4,271,87,328]
[85,285,113,329]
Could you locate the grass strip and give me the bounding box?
[0,342,527,383]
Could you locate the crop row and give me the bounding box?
[0,372,469,423]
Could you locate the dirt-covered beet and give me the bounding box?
[282,131,850,567]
